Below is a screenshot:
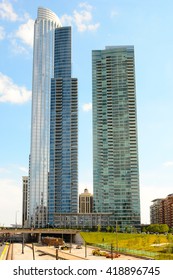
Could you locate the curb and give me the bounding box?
[0,243,9,260]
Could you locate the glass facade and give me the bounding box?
[92,46,141,230]
[29,8,62,228]
[54,213,111,229]
[22,176,28,227]
[48,27,78,225]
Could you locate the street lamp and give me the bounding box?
[15,211,19,229]
[115,221,118,255]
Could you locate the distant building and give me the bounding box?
[79,189,93,213]
[150,198,163,224]
[10,224,22,229]
[163,194,173,227]
[150,194,173,227]
[22,176,28,227]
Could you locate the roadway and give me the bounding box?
[0,228,80,234]
[0,244,5,258]
[0,228,81,244]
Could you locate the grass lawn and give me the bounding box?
[80,232,173,259]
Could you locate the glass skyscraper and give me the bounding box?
[92,46,140,230]
[48,27,78,225]
[29,8,62,227]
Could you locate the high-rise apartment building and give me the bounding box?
[48,26,78,225]
[28,8,62,227]
[92,46,140,229]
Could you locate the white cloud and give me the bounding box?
[15,18,34,47]
[60,14,73,26]
[0,0,34,49]
[0,167,9,173]
[18,166,28,174]
[87,23,100,31]
[10,38,29,55]
[163,161,173,167]
[0,0,18,21]
[0,26,5,40]
[79,2,93,10]
[82,102,92,112]
[0,72,31,104]
[110,10,118,19]
[61,2,100,32]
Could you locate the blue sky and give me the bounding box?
[0,0,173,226]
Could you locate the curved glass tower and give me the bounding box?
[29,7,62,228]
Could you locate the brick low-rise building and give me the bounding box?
[150,194,173,227]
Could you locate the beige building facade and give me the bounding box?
[79,188,93,213]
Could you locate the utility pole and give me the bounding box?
[70,234,72,253]
[22,233,24,254]
[15,211,19,229]
[56,249,59,260]
[32,243,35,260]
[116,220,118,255]
[111,243,113,260]
[85,241,87,258]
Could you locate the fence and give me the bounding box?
[91,243,159,259]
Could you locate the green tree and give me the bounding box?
[147,224,169,233]
[125,226,131,233]
[132,226,137,233]
[106,226,111,232]
[115,224,120,232]
[147,224,160,233]
[169,227,173,233]
[110,226,114,232]
[97,224,101,232]
[159,224,169,233]
[125,225,135,233]
[141,226,147,233]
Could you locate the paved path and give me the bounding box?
[11,243,144,260]
[11,244,85,260]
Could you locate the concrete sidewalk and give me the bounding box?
[11,243,143,260]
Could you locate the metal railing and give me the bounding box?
[89,243,159,259]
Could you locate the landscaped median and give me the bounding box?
[0,243,9,260]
